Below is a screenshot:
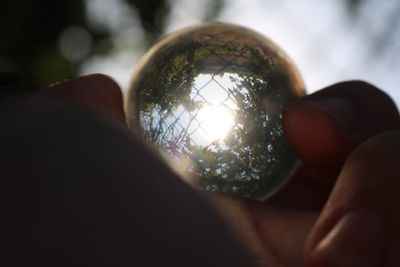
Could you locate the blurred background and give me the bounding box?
[1,0,400,106]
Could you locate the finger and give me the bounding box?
[283,80,400,176]
[271,81,400,210]
[42,74,126,125]
[305,131,400,267]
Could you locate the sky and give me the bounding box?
[80,0,400,107]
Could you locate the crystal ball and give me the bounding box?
[126,22,305,200]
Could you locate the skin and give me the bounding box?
[1,74,399,267]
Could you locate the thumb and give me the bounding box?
[283,80,400,180]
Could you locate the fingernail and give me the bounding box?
[310,97,357,131]
[310,211,386,267]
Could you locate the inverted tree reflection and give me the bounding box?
[135,40,299,199]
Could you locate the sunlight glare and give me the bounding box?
[197,105,234,141]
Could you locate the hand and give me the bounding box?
[3,74,399,267]
[43,76,400,267]
[56,76,400,267]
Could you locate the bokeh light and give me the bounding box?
[58,26,92,62]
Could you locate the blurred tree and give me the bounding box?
[344,0,400,59]
[0,1,87,91]
[126,0,169,44]
[1,0,399,95]
[0,0,168,93]
[346,0,365,13]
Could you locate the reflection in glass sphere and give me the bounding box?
[126,23,305,200]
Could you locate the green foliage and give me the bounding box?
[136,40,299,199]
[0,0,168,92]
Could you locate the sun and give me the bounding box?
[197,105,234,141]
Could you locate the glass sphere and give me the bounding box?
[126,22,305,200]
